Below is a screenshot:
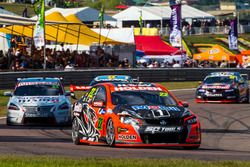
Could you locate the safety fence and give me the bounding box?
[1,68,250,89]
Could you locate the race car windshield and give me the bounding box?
[14,84,64,96]
[203,76,235,84]
[111,91,177,106]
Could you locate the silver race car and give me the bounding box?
[4,77,72,125]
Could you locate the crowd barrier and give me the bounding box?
[1,68,250,89]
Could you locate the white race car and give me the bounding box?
[4,77,72,125]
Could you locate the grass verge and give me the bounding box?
[0,156,250,167]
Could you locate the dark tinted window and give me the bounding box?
[204,76,236,84]
[94,86,106,102]
[14,84,63,96]
[111,91,177,106]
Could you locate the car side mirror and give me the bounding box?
[4,92,12,97]
[65,91,71,96]
[180,101,189,108]
[92,101,105,108]
[70,92,77,99]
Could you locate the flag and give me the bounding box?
[228,18,238,50]
[169,4,181,47]
[139,12,142,35]
[33,0,45,48]
[98,5,104,28]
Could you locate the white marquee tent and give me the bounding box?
[32,7,116,23]
[112,5,215,28]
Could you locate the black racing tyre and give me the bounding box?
[6,117,13,126]
[106,118,115,147]
[72,117,81,145]
[183,145,200,150]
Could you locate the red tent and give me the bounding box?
[134,35,180,55]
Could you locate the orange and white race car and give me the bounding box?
[71,82,201,149]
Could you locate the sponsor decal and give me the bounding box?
[75,86,92,90]
[95,75,128,82]
[159,92,169,97]
[145,126,182,134]
[131,105,181,112]
[78,104,100,142]
[114,87,162,91]
[98,108,106,115]
[202,85,230,89]
[97,117,103,130]
[87,87,97,100]
[107,109,113,114]
[16,96,60,103]
[205,93,223,97]
[17,82,59,87]
[118,134,137,140]
[160,120,167,125]
[117,83,152,87]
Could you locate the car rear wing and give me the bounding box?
[70,84,92,92]
[240,74,248,81]
[132,77,140,82]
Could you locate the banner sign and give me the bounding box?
[228,18,238,50]
[169,0,181,6]
[169,4,181,47]
[33,0,45,48]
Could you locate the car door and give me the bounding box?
[91,86,107,137]
[238,77,247,97]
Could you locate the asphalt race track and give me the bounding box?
[0,89,249,161]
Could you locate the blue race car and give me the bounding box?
[70,75,137,93]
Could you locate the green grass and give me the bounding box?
[159,81,199,90]
[0,2,51,17]
[0,89,9,117]
[0,156,249,167]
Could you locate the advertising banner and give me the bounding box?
[169,4,181,47]
[228,18,238,50]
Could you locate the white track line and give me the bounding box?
[170,88,196,92]
[0,117,6,120]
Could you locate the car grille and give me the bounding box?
[140,130,187,144]
[24,105,54,113]
[206,89,225,93]
[144,118,183,126]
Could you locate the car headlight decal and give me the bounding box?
[8,103,20,111]
[59,102,70,110]
[186,116,197,124]
[198,89,205,93]
[181,109,192,118]
[118,111,141,131]
[225,89,234,92]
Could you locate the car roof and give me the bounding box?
[209,72,240,77]
[96,82,166,92]
[18,77,61,83]
[93,75,132,81]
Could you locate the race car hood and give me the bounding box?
[113,105,186,119]
[11,96,65,106]
[201,84,231,89]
